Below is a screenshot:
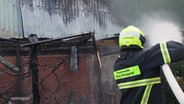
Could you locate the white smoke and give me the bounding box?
[140,17,182,48]
[104,0,183,48]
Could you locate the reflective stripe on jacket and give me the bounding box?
[114,41,184,104]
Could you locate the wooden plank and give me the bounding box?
[96,40,118,46]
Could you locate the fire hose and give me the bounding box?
[161,64,184,104]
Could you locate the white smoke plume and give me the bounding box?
[104,0,183,48]
[140,17,182,48]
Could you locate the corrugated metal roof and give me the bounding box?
[20,0,123,39]
[0,0,123,39]
[1,0,184,39]
[0,0,23,38]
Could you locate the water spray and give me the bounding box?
[141,18,182,48]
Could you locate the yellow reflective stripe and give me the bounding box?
[114,65,141,80]
[160,43,171,64]
[118,77,160,89]
[119,36,143,48]
[141,84,153,104]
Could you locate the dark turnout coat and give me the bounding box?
[114,41,184,104]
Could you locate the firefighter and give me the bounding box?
[113,25,184,104]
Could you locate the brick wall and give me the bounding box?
[0,54,94,104]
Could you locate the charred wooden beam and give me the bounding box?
[21,32,93,47]
[92,33,103,70]
[70,46,78,72]
[28,34,40,104]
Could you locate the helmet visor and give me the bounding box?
[120,31,141,39]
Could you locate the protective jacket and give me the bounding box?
[114,41,184,104]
